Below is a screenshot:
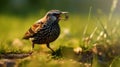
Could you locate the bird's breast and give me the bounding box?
[32,23,60,44]
[47,23,60,42]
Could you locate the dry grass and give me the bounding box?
[0,0,120,66]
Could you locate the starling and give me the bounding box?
[23,10,68,53]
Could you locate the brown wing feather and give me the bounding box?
[23,22,43,39]
[23,16,47,39]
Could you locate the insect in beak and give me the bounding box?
[59,12,69,20]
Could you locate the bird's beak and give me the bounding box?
[60,12,69,20]
[61,12,69,14]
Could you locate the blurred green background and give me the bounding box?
[0,0,120,15]
[0,0,120,67]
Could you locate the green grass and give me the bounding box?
[0,9,120,67]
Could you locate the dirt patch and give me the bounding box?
[0,52,33,59]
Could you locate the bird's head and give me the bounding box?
[45,10,69,22]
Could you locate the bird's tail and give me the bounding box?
[22,36,29,40]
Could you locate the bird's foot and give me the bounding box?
[51,48,62,58]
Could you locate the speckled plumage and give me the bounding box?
[31,19,60,44]
[23,10,68,53]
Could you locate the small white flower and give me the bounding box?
[63,28,70,35]
[12,38,23,47]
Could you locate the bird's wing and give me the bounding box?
[23,20,44,39]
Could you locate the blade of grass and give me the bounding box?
[88,6,92,22]
[90,27,97,39]
[95,16,110,39]
[108,0,118,22]
[82,6,92,39]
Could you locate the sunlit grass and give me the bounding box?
[0,2,120,66]
[0,13,119,66]
[0,12,120,67]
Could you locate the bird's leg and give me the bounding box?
[46,43,55,53]
[32,42,34,48]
